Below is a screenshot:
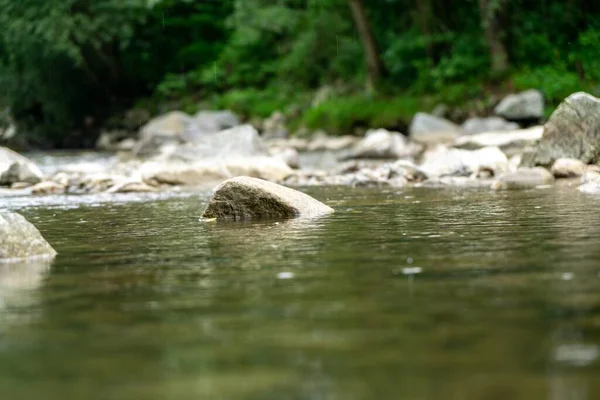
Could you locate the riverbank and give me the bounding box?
[2,90,600,203]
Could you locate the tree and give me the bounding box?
[478,0,509,73]
[347,0,386,92]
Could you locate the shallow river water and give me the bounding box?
[1,183,600,399]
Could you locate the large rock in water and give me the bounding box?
[532,92,600,166]
[202,176,334,220]
[409,112,465,144]
[0,212,57,261]
[494,89,544,120]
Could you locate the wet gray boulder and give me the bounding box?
[202,176,334,220]
[0,212,57,261]
[409,112,464,144]
[532,92,600,166]
[461,116,519,134]
[494,89,544,120]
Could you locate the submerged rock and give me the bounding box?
[409,112,464,144]
[494,89,544,120]
[202,176,334,220]
[491,167,554,190]
[551,158,587,178]
[347,129,423,160]
[532,92,600,166]
[0,212,57,261]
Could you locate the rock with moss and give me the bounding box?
[533,92,600,166]
[0,212,57,261]
[202,176,334,220]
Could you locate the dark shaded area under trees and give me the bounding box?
[1,0,599,148]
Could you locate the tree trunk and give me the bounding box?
[347,0,386,92]
[416,0,434,67]
[478,0,509,73]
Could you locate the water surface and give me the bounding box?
[1,185,600,399]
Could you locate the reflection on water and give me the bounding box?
[1,185,600,399]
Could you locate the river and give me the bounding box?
[1,167,600,399]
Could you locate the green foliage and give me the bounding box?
[211,88,306,119]
[302,95,425,135]
[2,0,600,146]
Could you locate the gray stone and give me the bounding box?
[348,129,423,160]
[432,104,449,118]
[492,167,554,190]
[134,110,241,156]
[31,181,66,195]
[167,125,269,162]
[551,158,587,178]
[307,134,358,152]
[494,89,544,120]
[454,126,544,156]
[269,147,299,169]
[202,176,334,220]
[187,110,240,142]
[141,157,292,187]
[461,117,519,134]
[420,146,509,178]
[409,112,464,144]
[533,92,600,166]
[262,111,288,139]
[0,162,43,185]
[0,146,37,175]
[578,167,600,194]
[0,212,57,261]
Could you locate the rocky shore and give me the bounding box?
[2,89,600,198]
